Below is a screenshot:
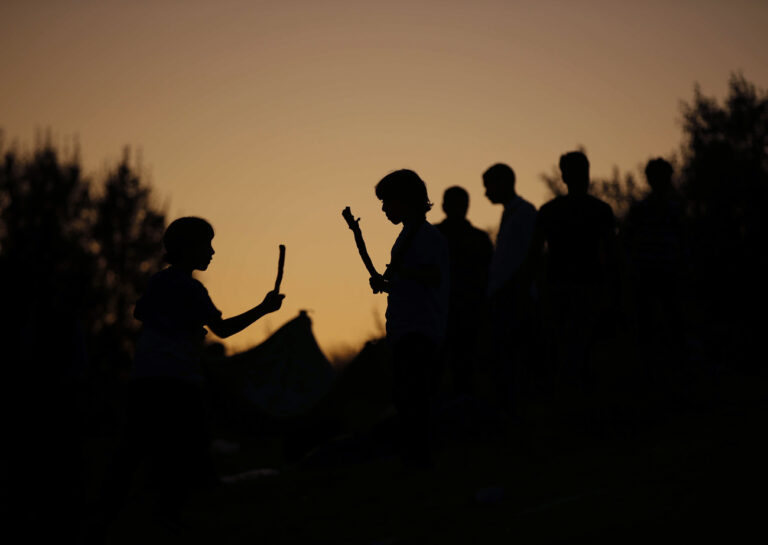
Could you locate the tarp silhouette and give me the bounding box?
[208,311,335,419]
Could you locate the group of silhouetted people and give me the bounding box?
[365,152,686,470]
[87,151,687,542]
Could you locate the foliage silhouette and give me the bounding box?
[680,74,768,276]
[89,150,166,385]
[0,136,166,426]
[678,74,768,368]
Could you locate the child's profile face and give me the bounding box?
[190,237,215,270]
[381,197,406,225]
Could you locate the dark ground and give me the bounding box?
[95,367,767,545]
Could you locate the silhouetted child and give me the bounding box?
[437,186,492,395]
[369,170,449,469]
[527,152,617,395]
[95,217,284,534]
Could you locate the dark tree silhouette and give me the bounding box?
[89,149,166,384]
[0,136,166,425]
[0,136,97,541]
[680,74,768,269]
[0,134,166,540]
[678,74,768,368]
[0,137,93,377]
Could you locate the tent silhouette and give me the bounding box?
[208,310,335,419]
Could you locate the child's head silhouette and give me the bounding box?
[375,169,433,224]
[164,217,215,271]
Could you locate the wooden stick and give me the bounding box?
[342,206,379,278]
[274,244,286,292]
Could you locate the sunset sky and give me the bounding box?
[3,0,767,357]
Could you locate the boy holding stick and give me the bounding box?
[368,170,450,469]
[97,217,285,532]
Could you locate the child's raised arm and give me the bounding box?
[207,291,284,339]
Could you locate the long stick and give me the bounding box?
[342,207,379,278]
[274,244,286,292]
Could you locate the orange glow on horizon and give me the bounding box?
[3,0,767,357]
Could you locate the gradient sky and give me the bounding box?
[3,0,767,357]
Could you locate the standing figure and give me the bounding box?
[436,186,493,395]
[623,158,686,381]
[369,170,450,469]
[527,151,617,393]
[96,217,285,534]
[482,163,537,414]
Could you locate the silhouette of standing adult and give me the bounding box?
[93,217,284,538]
[623,158,686,379]
[436,186,493,395]
[369,170,450,470]
[527,151,617,394]
[482,164,537,415]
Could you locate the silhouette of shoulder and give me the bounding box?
[386,220,450,345]
[437,218,492,250]
[538,194,613,226]
[537,194,615,283]
[625,193,684,270]
[437,218,492,293]
[627,192,684,227]
[394,221,449,264]
[513,197,537,215]
[135,267,221,338]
